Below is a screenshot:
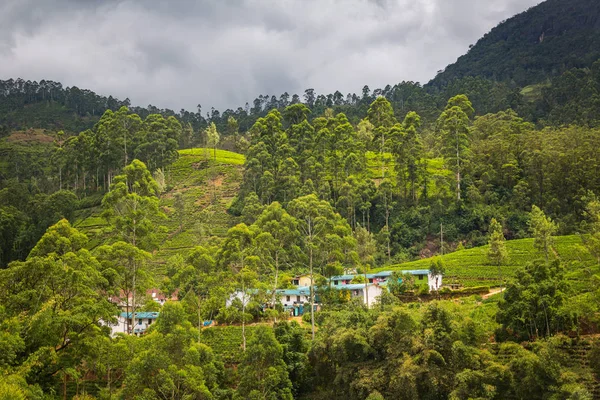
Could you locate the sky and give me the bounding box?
[0,0,542,112]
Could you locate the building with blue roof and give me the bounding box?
[107,311,160,337]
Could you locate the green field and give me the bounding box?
[376,235,597,288]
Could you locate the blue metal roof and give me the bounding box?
[120,312,160,319]
[399,269,429,275]
[333,283,373,290]
[276,288,310,296]
[330,274,355,281]
[373,271,394,278]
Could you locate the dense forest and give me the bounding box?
[3,0,600,398]
[429,0,600,88]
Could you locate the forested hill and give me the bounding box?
[428,0,600,88]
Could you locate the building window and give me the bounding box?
[297,296,301,302]
[292,279,299,285]
[419,275,424,280]
[148,319,152,325]
[369,279,373,283]
[286,296,290,302]
[138,319,142,325]
[334,281,338,285]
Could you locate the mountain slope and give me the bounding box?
[428,0,600,88]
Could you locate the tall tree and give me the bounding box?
[437,95,474,201]
[355,226,377,306]
[0,220,116,393]
[529,205,558,261]
[253,202,300,307]
[227,116,240,150]
[487,218,508,291]
[366,97,396,179]
[206,122,220,161]
[236,326,293,400]
[288,194,338,339]
[101,159,163,249]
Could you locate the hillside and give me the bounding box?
[379,235,598,289]
[73,148,243,265]
[428,0,600,88]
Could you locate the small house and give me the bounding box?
[291,275,312,287]
[108,311,160,337]
[333,283,383,308]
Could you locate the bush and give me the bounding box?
[417,285,430,295]
[456,286,490,295]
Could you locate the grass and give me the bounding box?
[520,83,550,102]
[375,235,598,288]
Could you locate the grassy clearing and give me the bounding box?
[375,235,597,288]
[520,83,550,102]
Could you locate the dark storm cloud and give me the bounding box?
[0,0,542,111]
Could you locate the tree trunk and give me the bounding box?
[456,135,461,201]
[309,245,315,340]
[242,286,247,352]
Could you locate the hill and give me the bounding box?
[428,0,600,88]
[379,235,598,289]
[73,148,244,265]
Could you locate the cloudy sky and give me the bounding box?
[0,0,541,112]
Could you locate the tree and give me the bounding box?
[487,218,508,290]
[497,260,573,340]
[96,241,152,334]
[101,159,164,249]
[529,205,558,261]
[236,326,293,400]
[437,95,474,200]
[582,196,600,265]
[288,194,338,339]
[227,116,240,150]
[253,202,300,307]
[123,302,223,399]
[236,268,259,352]
[206,122,220,161]
[376,179,395,260]
[429,257,445,293]
[366,97,396,179]
[355,226,377,305]
[0,221,116,393]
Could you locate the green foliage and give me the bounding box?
[487,218,508,266]
[0,220,117,392]
[529,205,558,261]
[236,326,293,400]
[429,0,600,88]
[497,260,575,340]
[102,159,164,249]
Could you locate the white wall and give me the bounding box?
[364,285,383,307]
[428,273,443,291]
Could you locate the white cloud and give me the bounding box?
[0,0,542,111]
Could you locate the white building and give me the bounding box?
[333,283,384,308]
[106,312,160,337]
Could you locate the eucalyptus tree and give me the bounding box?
[437,95,474,201]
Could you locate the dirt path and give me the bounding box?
[482,287,505,299]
